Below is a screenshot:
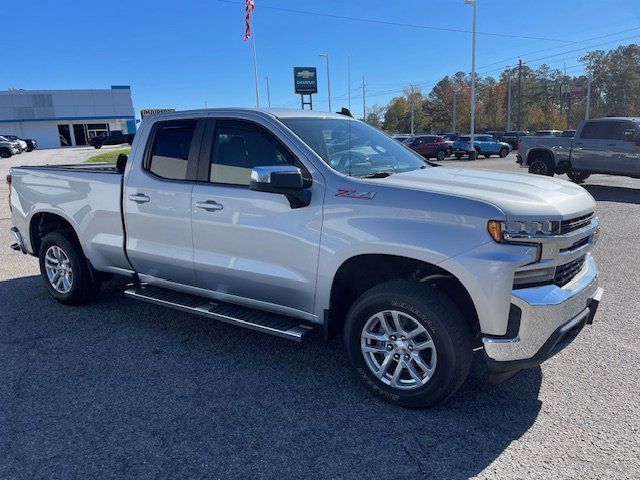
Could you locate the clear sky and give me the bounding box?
[6,0,640,117]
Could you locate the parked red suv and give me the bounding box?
[402,135,449,160]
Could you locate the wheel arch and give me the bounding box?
[324,254,481,342]
[526,148,555,166]
[29,211,82,256]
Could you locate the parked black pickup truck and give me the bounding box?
[89,130,135,149]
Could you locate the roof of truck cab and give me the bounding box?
[144,107,351,121]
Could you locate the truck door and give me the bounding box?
[190,119,323,317]
[571,121,611,173]
[572,120,639,175]
[123,118,204,286]
[604,121,640,176]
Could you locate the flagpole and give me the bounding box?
[250,13,260,108]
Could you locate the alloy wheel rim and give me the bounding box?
[531,161,546,174]
[44,245,73,294]
[360,310,437,390]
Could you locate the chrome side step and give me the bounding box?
[124,285,314,342]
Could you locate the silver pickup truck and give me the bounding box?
[517,117,640,182]
[8,108,603,408]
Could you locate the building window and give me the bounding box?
[86,123,109,140]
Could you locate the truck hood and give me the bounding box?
[377,167,596,219]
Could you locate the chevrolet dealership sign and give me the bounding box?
[293,67,318,94]
[140,108,175,118]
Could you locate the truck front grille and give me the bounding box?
[554,255,586,286]
[560,213,594,234]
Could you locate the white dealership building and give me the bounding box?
[0,86,136,149]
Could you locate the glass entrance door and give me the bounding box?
[58,125,72,147]
[73,124,87,146]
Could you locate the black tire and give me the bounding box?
[93,143,102,149]
[455,153,463,159]
[567,171,591,184]
[528,157,554,176]
[436,150,446,161]
[0,148,11,158]
[499,148,509,158]
[344,279,473,409]
[484,154,491,159]
[38,230,101,305]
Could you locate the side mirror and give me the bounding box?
[250,165,310,208]
[116,153,128,173]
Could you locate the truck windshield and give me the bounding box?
[280,117,428,177]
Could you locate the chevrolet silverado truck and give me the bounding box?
[8,108,603,408]
[517,117,640,182]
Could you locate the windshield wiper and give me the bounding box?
[360,171,394,178]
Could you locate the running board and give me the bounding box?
[124,285,314,342]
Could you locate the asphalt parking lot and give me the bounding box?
[1,148,638,479]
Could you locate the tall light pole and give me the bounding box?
[585,75,592,120]
[264,76,271,108]
[465,0,476,159]
[319,53,331,112]
[410,84,415,134]
[506,66,512,131]
[452,80,459,133]
[347,56,351,111]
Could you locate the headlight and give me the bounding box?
[487,219,560,242]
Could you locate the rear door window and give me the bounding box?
[147,120,196,181]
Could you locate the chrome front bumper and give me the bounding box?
[483,254,602,365]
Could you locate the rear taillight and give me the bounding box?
[6,174,11,213]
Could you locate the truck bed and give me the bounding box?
[9,163,130,273]
[518,136,573,166]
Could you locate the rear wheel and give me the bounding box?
[436,150,446,161]
[499,148,509,158]
[38,230,101,305]
[0,148,11,158]
[567,171,591,184]
[344,280,473,408]
[528,157,554,176]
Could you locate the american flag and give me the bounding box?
[244,0,255,41]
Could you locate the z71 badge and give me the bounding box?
[335,189,376,200]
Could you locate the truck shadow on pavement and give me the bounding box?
[1,275,542,480]
[583,184,640,204]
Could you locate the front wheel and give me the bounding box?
[499,148,509,158]
[0,148,11,158]
[436,150,446,161]
[344,280,473,409]
[567,171,591,184]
